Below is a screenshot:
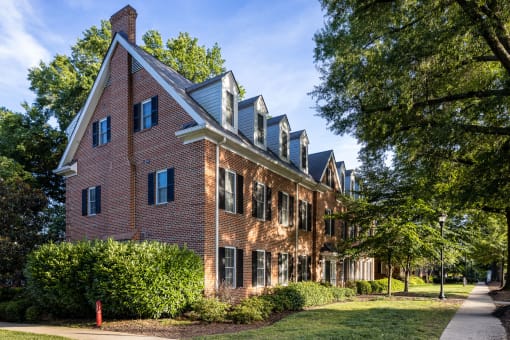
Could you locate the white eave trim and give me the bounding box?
[54,161,77,178]
[176,124,321,191]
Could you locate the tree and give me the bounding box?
[314,0,510,287]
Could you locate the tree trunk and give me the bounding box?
[404,255,411,293]
[501,256,505,289]
[387,251,393,297]
[504,208,510,290]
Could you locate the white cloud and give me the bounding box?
[0,0,50,111]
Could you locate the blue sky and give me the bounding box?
[0,0,360,168]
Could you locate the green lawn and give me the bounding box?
[0,330,69,339]
[198,284,473,340]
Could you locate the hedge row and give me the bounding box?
[348,278,406,295]
[24,240,204,319]
[190,282,356,324]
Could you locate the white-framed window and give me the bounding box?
[301,144,307,170]
[88,187,97,216]
[278,253,289,285]
[256,113,265,146]
[224,247,236,287]
[298,255,311,281]
[325,208,333,236]
[298,200,311,231]
[156,170,168,204]
[142,99,152,130]
[281,128,289,159]
[323,259,337,286]
[225,170,236,213]
[256,250,266,287]
[326,168,334,187]
[281,192,289,226]
[255,182,266,220]
[225,91,235,127]
[99,117,108,145]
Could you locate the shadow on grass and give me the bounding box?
[393,291,468,299]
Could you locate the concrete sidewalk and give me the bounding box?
[0,322,171,339]
[440,283,506,340]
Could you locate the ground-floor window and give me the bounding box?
[297,255,311,281]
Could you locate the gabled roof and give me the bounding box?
[267,114,291,130]
[185,70,240,94]
[238,95,259,109]
[290,130,304,140]
[336,161,345,169]
[308,150,334,182]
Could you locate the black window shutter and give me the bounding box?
[289,195,294,226]
[277,191,283,224]
[307,255,312,281]
[236,174,244,214]
[151,95,158,126]
[324,209,328,234]
[307,203,312,231]
[106,116,111,142]
[251,181,257,218]
[297,256,303,282]
[331,217,335,236]
[95,186,101,214]
[167,168,175,202]
[236,248,244,287]
[92,121,98,147]
[265,251,271,286]
[219,247,226,283]
[218,167,225,210]
[133,103,141,132]
[82,189,88,216]
[289,254,294,282]
[148,172,155,205]
[265,186,272,221]
[298,200,303,230]
[252,251,257,287]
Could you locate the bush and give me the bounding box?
[229,297,273,324]
[25,240,204,319]
[345,281,357,291]
[266,285,306,311]
[355,280,372,295]
[409,276,425,285]
[369,280,385,294]
[0,301,8,320]
[0,287,23,302]
[25,305,41,322]
[375,278,405,293]
[190,297,230,323]
[2,299,31,322]
[287,282,333,307]
[331,287,355,301]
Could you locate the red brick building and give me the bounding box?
[55,5,374,296]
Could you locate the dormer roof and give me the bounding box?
[308,150,334,182]
[267,114,290,128]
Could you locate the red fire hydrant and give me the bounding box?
[96,300,102,327]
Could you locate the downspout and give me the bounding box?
[295,182,299,282]
[215,137,226,290]
[127,54,137,239]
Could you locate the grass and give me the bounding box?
[197,284,473,340]
[0,330,69,339]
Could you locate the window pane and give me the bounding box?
[88,187,96,215]
[281,130,288,158]
[279,253,288,285]
[257,251,265,286]
[301,145,307,169]
[157,171,167,204]
[100,119,108,144]
[143,101,152,129]
[225,92,234,126]
[257,114,264,144]
[225,172,235,212]
[256,183,265,219]
[225,248,235,287]
[281,193,289,226]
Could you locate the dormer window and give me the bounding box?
[281,128,289,160]
[326,168,334,188]
[256,113,265,145]
[225,91,235,127]
[301,144,307,170]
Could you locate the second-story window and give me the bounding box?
[134,96,158,132]
[278,191,294,226]
[252,181,271,221]
[92,116,111,147]
[325,208,334,236]
[148,168,174,205]
[298,200,312,231]
[219,168,244,214]
[156,170,168,204]
[255,183,265,220]
[225,170,236,213]
[326,168,334,187]
[256,113,264,145]
[225,91,234,127]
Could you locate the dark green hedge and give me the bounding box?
[24,240,203,319]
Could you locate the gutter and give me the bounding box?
[215,137,227,290]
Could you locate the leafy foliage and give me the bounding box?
[24,240,204,319]
[189,297,230,323]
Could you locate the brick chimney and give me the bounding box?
[110,5,137,44]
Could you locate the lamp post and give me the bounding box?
[438,213,447,299]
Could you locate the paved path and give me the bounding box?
[440,283,506,340]
[0,322,171,339]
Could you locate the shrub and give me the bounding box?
[267,285,306,311]
[345,281,357,291]
[25,240,204,319]
[2,299,31,322]
[0,301,8,320]
[331,287,355,301]
[375,278,405,293]
[190,297,230,323]
[287,282,333,307]
[229,296,273,324]
[25,305,41,322]
[355,280,372,295]
[369,280,385,293]
[0,287,23,302]
[409,276,425,285]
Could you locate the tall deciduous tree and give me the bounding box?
[314,0,510,286]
